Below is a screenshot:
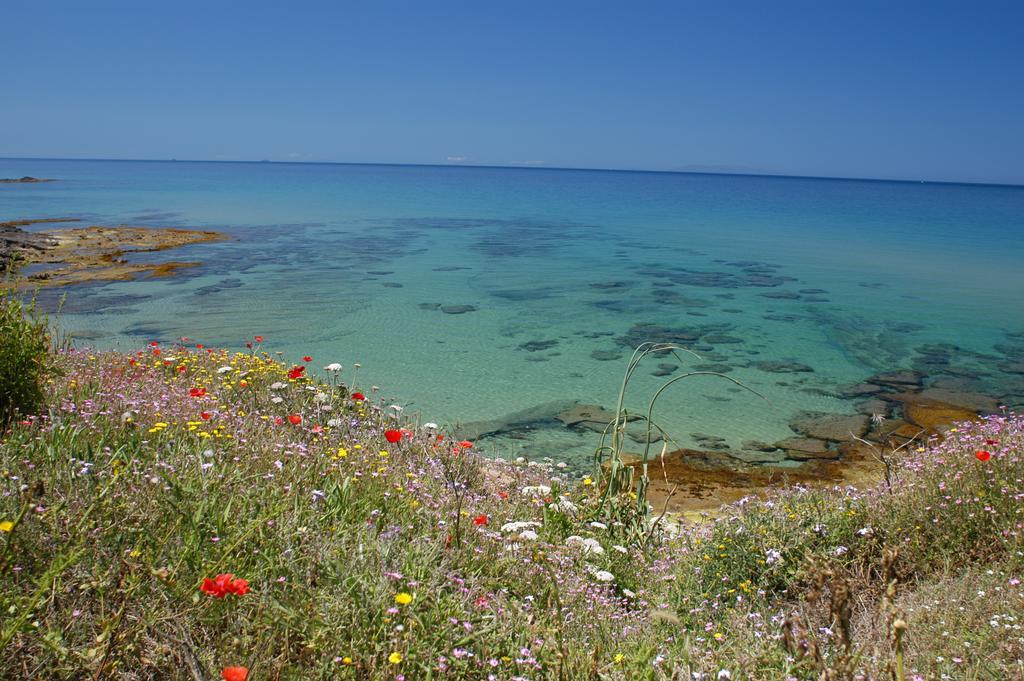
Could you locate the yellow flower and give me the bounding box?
[394,592,413,605]
[342,657,352,665]
[388,652,402,664]
[613,653,624,663]
[713,632,724,640]
[583,477,593,486]
[0,521,14,533]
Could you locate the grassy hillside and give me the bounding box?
[1,336,1022,679]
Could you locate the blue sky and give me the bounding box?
[2,1,1022,183]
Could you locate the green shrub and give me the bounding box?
[0,287,58,427]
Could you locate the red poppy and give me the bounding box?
[190,387,207,398]
[181,337,190,343]
[352,392,366,401]
[150,341,159,347]
[129,358,137,366]
[254,335,264,343]
[200,573,235,598]
[201,573,249,598]
[196,343,204,349]
[288,414,302,425]
[384,430,402,443]
[498,491,508,500]
[200,412,211,421]
[238,380,248,388]
[275,416,285,425]
[458,440,474,449]
[312,424,324,434]
[303,355,312,362]
[222,667,248,681]
[473,514,489,526]
[976,450,992,462]
[288,366,306,380]
[153,348,161,356]
[984,439,999,445]
[400,428,414,439]
[226,578,250,596]
[177,366,187,373]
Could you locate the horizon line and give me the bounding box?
[2,155,1022,190]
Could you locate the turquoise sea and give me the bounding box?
[3,158,1024,466]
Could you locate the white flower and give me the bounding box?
[566,536,604,555]
[271,396,284,404]
[313,392,329,403]
[217,366,233,374]
[856,526,874,537]
[324,363,343,372]
[501,521,542,534]
[589,521,609,530]
[594,570,615,582]
[327,418,342,427]
[622,588,636,598]
[552,499,578,516]
[389,404,403,412]
[270,381,287,391]
[717,670,732,680]
[423,422,438,429]
[518,530,539,541]
[612,545,628,554]
[765,549,782,565]
[521,485,551,497]
[834,546,849,556]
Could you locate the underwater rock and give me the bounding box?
[440,304,477,314]
[730,449,789,464]
[692,363,733,373]
[866,370,925,389]
[836,382,884,399]
[457,400,581,440]
[760,291,801,300]
[754,360,814,373]
[589,281,634,290]
[889,392,986,431]
[774,437,836,460]
[742,440,781,452]
[652,363,678,377]
[518,339,559,352]
[590,349,624,361]
[702,334,744,344]
[854,398,891,417]
[789,412,870,441]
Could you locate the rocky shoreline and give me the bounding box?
[1,218,227,286]
[456,367,1007,514]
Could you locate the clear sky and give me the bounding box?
[2,1,1022,184]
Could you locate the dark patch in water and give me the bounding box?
[519,339,559,352]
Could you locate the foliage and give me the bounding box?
[0,340,1022,679]
[0,288,60,428]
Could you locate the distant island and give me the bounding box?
[0,176,54,183]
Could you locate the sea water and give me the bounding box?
[3,158,1023,466]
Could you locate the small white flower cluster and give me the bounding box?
[566,535,604,555]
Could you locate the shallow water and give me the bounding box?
[4,158,1023,465]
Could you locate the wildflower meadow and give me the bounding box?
[1,329,1022,679]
